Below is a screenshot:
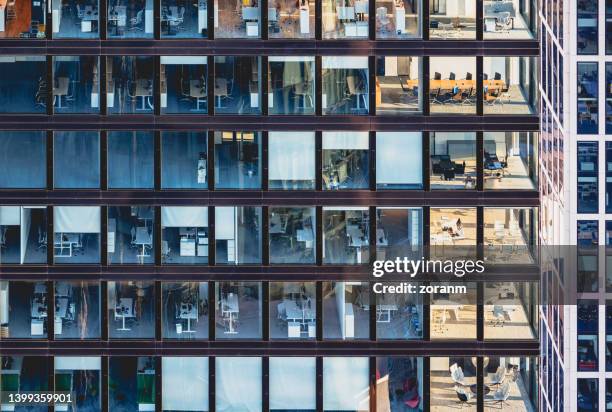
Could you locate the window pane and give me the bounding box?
[53,206,101,264]
[1,356,50,412]
[484,208,537,264]
[429,57,476,113]
[107,0,154,38]
[607,63,612,133]
[214,56,262,114]
[108,206,155,264]
[162,358,208,411]
[162,283,209,339]
[578,62,598,134]
[161,131,208,189]
[269,131,315,189]
[214,131,262,189]
[483,0,536,39]
[430,132,476,190]
[107,56,155,114]
[215,282,262,339]
[0,56,46,113]
[268,0,314,38]
[430,208,477,259]
[322,56,369,115]
[376,207,422,261]
[376,132,422,189]
[577,141,598,213]
[0,1,47,38]
[107,131,154,189]
[375,0,420,38]
[323,282,369,340]
[270,282,316,340]
[429,1,475,39]
[109,357,157,411]
[54,357,101,411]
[376,56,421,115]
[375,286,423,339]
[161,56,208,114]
[483,282,538,340]
[430,283,477,340]
[578,0,598,54]
[431,357,477,410]
[0,206,47,264]
[483,56,536,115]
[161,0,207,38]
[483,132,538,190]
[269,207,316,264]
[578,300,599,372]
[323,207,369,265]
[52,0,100,38]
[323,131,370,190]
[216,0,260,38]
[376,357,423,410]
[54,281,101,340]
[323,357,370,411]
[52,56,100,113]
[578,220,598,292]
[54,131,100,189]
[270,357,316,411]
[268,57,315,115]
[482,357,538,411]
[216,357,262,411]
[322,0,369,38]
[215,206,262,264]
[161,206,209,264]
[0,131,46,188]
[108,281,155,339]
[578,378,598,411]
[0,281,49,338]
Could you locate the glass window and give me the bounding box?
[268,131,315,189]
[376,357,423,410]
[107,0,154,38]
[0,0,47,38]
[269,207,316,264]
[578,141,598,213]
[375,0,420,38]
[52,0,100,38]
[322,56,369,115]
[54,131,100,189]
[579,220,598,293]
[0,56,46,113]
[607,63,612,133]
[216,357,262,411]
[322,131,370,190]
[0,281,50,338]
[162,282,208,339]
[268,57,315,115]
[0,206,47,264]
[52,56,100,114]
[607,304,612,371]
[161,0,208,38]
[53,206,101,264]
[214,56,262,114]
[578,0,598,54]
[430,357,476,410]
[0,356,49,412]
[376,56,421,115]
[429,57,476,113]
[376,132,422,189]
[107,131,154,189]
[0,131,46,188]
[109,357,156,411]
[578,300,599,371]
[54,281,101,340]
[161,206,208,264]
[214,131,262,189]
[215,206,262,264]
[270,357,316,411]
[270,282,316,340]
[323,207,369,265]
[430,208,477,259]
[578,378,598,411]
[215,282,262,339]
[161,131,208,189]
[484,208,537,264]
[161,56,208,114]
[107,206,155,264]
[376,207,422,261]
[484,132,538,190]
[108,281,155,339]
[215,0,261,38]
[430,132,476,190]
[162,358,208,411]
[430,284,477,340]
[322,0,369,39]
[323,282,369,340]
[375,286,423,339]
[54,357,101,411]
[578,62,598,134]
[483,56,536,115]
[107,56,155,114]
[483,0,536,39]
[429,0,476,39]
[483,282,538,340]
[482,357,538,410]
[268,0,314,38]
[323,357,370,411]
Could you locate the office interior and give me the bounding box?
[0,0,47,38]
[162,282,209,339]
[213,56,262,114]
[270,282,316,340]
[107,281,156,339]
[0,356,49,412]
[108,356,156,411]
[215,281,262,339]
[376,132,423,189]
[215,206,262,265]
[54,281,101,340]
[107,131,155,189]
[0,206,47,264]
[482,0,536,39]
[161,206,209,264]
[376,56,421,115]
[268,0,314,39]
[161,131,208,189]
[322,56,369,115]
[0,55,46,113]
[53,206,101,264]
[52,0,99,38]
[578,62,598,134]
[483,56,536,115]
[429,56,477,114]
[268,56,315,115]
[483,131,538,190]
[107,206,155,265]
[483,207,537,263]
[161,56,208,114]
[429,0,476,39]
[483,281,538,341]
[269,207,316,264]
[376,357,423,410]
[54,356,101,411]
[53,131,101,189]
[323,207,370,265]
[429,284,477,340]
[430,132,477,190]
[268,131,316,190]
[161,0,207,37]
[576,300,597,372]
[214,0,260,38]
[429,208,478,259]
[375,286,423,340]
[375,0,420,38]
[106,56,155,114]
[106,0,154,38]
[375,207,422,261]
[322,131,370,190]
[322,282,370,340]
[214,131,261,189]
[322,0,369,39]
[52,56,100,114]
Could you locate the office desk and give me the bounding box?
[180,238,196,256]
[179,302,198,333]
[135,79,153,111]
[135,227,152,260]
[221,293,239,334]
[429,79,475,91]
[297,228,314,248]
[115,298,134,331]
[189,80,207,111]
[81,6,98,32]
[53,77,70,108]
[54,233,80,257]
[137,207,154,223]
[108,5,127,34]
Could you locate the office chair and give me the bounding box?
[214,78,230,108]
[161,240,171,262]
[454,386,471,408]
[129,10,144,31]
[294,82,314,111]
[465,72,472,80]
[38,226,47,251]
[483,73,489,80]
[449,72,456,80]
[346,76,368,112]
[434,72,442,80]
[494,72,502,81]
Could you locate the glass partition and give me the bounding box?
[484,208,536,263]
[376,56,421,114]
[161,56,208,114]
[0,0,47,38]
[54,131,100,189]
[483,56,536,115]
[214,131,262,189]
[323,282,369,340]
[269,207,316,264]
[107,0,154,38]
[161,131,208,189]
[268,0,314,38]
[268,131,315,189]
[52,0,100,38]
[484,132,537,190]
[430,132,477,190]
[215,206,262,264]
[270,357,316,411]
[0,131,46,188]
[376,132,423,189]
[0,56,46,113]
[322,56,369,115]
[322,0,369,38]
[161,0,207,38]
[108,281,155,339]
[162,357,209,411]
[323,357,370,411]
[429,57,476,114]
[0,206,47,264]
[0,356,49,412]
[161,206,209,264]
[322,131,370,190]
[53,206,101,264]
[107,206,155,264]
[109,357,156,411]
[375,286,423,339]
[216,357,262,411]
[429,0,476,39]
[483,0,536,39]
[484,282,538,341]
[215,282,262,339]
[214,56,262,114]
[375,0,420,38]
[54,357,101,411]
[0,281,49,338]
[323,207,370,265]
[215,0,261,38]
[107,131,154,189]
[430,283,477,340]
[52,56,100,113]
[270,282,316,340]
[268,56,315,115]
[54,281,101,339]
[578,62,598,134]
[375,207,422,261]
[107,56,155,114]
[161,282,209,340]
[376,357,423,410]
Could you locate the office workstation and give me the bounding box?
[107,206,155,264]
[215,281,262,339]
[429,0,476,39]
[106,56,155,114]
[161,0,207,37]
[483,207,536,263]
[162,282,209,339]
[430,285,477,340]
[483,131,538,190]
[375,207,421,261]
[0,0,46,37]
[322,0,369,38]
[0,281,49,338]
[483,56,536,114]
[375,0,419,38]
[215,206,262,264]
[429,57,477,113]
[213,56,261,114]
[322,131,370,190]
[483,281,537,340]
[52,56,100,113]
[108,281,155,339]
[268,57,315,115]
[53,206,101,264]
[270,282,316,339]
[430,132,477,190]
[322,282,370,340]
[322,207,370,265]
[52,0,99,38]
[160,56,208,113]
[483,0,535,39]
[429,208,477,258]
[268,0,313,38]
[269,207,315,264]
[107,0,153,37]
[161,206,209,264]
[376,56,421,115]
[375,288,423,339]
[214,0,260,37]
[322,56,369,115]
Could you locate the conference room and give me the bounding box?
[0,206,47,264]
[268,56,315,115]
[375,207,423,261]
[483,281,538,341]
[268,131,315,190]
[107,131,155,189]
[322,131,370,190]
[483,207,537,263]
[0,0,46,38]
[322,0,369,38]
[107,281,155,339]
[107,206,155,265]
[270,282,316,340]
[429,0,476,39]
[430,132,477,190]
[108,356,156,411]
[160,206,209,264]
[429,56,477,114]
[214,0,260,38]
[268,0,314,38]
[375,285,423,340]
[53,206,101,264]
[160,56,208,114]
[52,56,100,114]
[215,281,262,339]
[322,281,370,340]
[483,0,536,39]
[106,0,153,38]
[213,56,262,114]
[53,281,101,340]
[376,56,422,115]
[483,131,538,190]
[161,0,207,37]
[54,357,101,412]
[214,131,262,189]
[161,282,209,339]
[106,56,155,114]
[52,0,99,38]
[268,207,316,264]
[430,283,477,340]
[375,0,420,38]
[0,356,49,412]
[322,56,369,115]
[483,56,536,115]
[0,281,50,338]
[0,56,46,113]
[215,206,262,264]
[322,207,370,265]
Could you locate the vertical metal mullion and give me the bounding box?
[423,131,430,191]
[315,56,322,116]
[261,0,268,40]
[422,57,430,115]
[315,0,322,39]
[47,56,54,115]
[100,131,108,190]
[208,131,215,190]
[476,56,484,116]
[101,206,108,266]
[101,281,109,341]
[369,284,376,341]
[316,206,323,266]
[47,280,55,340]
[154,0,161,39]
[209,356,216,412]
[476,131,484,191]
[101,356,109,411]
[368,0,376,39]
[47,131,54,190]
[262,131,269,191]
[368,55,376,116]
[315,131,322,191]
[47,206,54,265]
[154,131,161,190]
[155,281,162,340]
[262,357,269,411]
[369,131,376,191]
[262,282,270,340]
[99,56,107,115]
[154,56,161,116]
[422,0,429,40]
[477,282,484,341]
[261,56,269,115]
[208,57,215,114]
[476,206,484,249]
[207,0,214,39]
[209,206,216,265]
[316,357,323,411]
[208,282,215,340]
[316,282,323,340]
[99,0,108,39]
[154,206,162,266]
[369,206,376,265]
[423,357,431,409]
[476,356,484,411]
[476,0,483,40]
[155,355,162,410]
[369,357,377,412]
[262,206,270,266]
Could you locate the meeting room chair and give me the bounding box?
[450,363,466,385]
[465,72,472,80]
[454,386,472,407]
[214,78,230,108]
[492,382,511,406]
[494,72,502,81]
[434,72,442,80]
[130,10,144,31]
[449,72,456,80]
[346,76,368,112]
[294,82,314,111]
[490,365,506,387]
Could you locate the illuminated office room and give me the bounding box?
[52,56,100,114]
[429,0,475,39]
[322,0,369,38]
[482,0,536,39]
[52,0,99,38]
[376,56,422,115]
[106,56,155,114]
[161,0,207,37]
[269,282,316,340]
[107,281,156,339]
[483,56,537,115]
[106,0,154,38]
[322,281,370,340]
[160,206,209,264]
[268,56,315,115]
[322,56,369,115]
[268,0,314,38]
[213,56,262,114]
[214,0,260,38]
[429,132,477,190]
[0,0,47,38]
[483,131,538,190]
[375,0,420,38]
[161,282,209,340]
[429,56,476,114]
[322,207,370,265]
[215,206,262,264]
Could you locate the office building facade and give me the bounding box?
[0,0,540,410]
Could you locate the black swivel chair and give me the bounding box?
[494,72,502,80]
[465,72,472,80]
[483,73,489,80]
[449,72,456,80]
[434,72,442,80]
